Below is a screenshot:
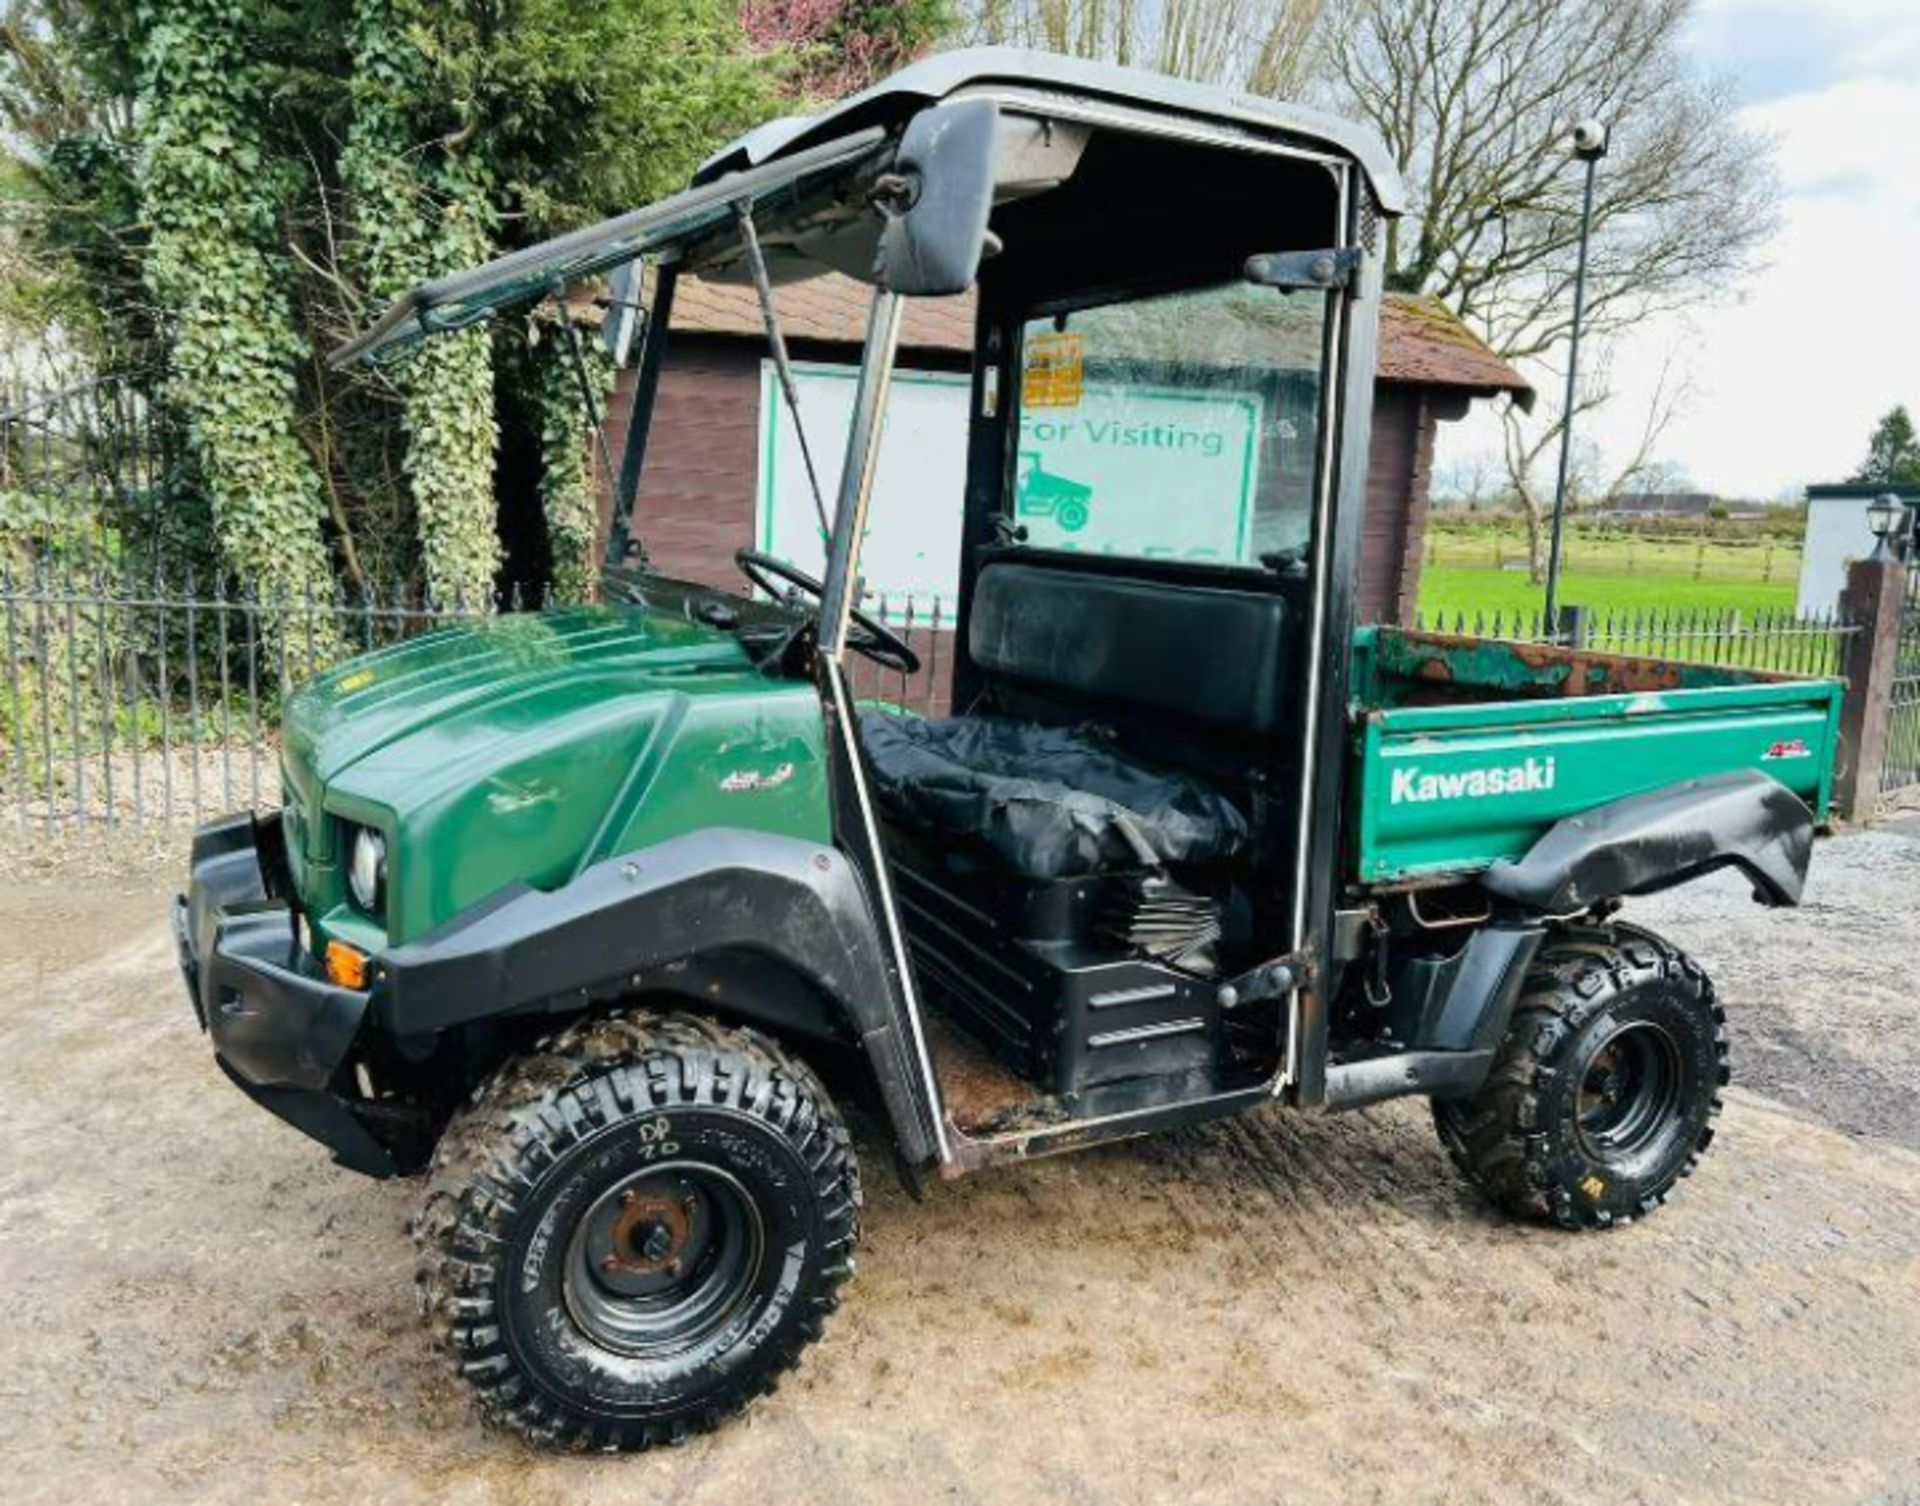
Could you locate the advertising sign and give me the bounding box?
[1012,388,1260,559]
[756,361,1265,620]
[757,364,970,624]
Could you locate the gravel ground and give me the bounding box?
[1634,826,1920,1151]
[2,833,1919,1505]
[3,746,278,878]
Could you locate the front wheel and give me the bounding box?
[1433,924,1728,1230]
[416,1011,860,1450]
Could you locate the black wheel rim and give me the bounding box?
[561,1161,765,1359]
[1575,1021,1687,1163]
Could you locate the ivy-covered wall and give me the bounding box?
[529,325,616,604]
[341,0,502,608]
[7,0,896,606]
[135,0,335,605]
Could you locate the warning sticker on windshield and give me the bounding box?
[1022,333,1083,408]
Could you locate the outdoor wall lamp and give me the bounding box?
[1866,492,1909,562]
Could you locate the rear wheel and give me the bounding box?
[1433,924,1727,1230]
[416,1010,860,1450]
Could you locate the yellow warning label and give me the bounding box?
[1022,332,1084,408]
[1581,1174,1608,1200]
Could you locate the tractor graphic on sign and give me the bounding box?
[1015,450,1094,533]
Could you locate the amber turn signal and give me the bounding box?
[324,940,370,990]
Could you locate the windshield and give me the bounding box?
[1012,281,1328,566]
[332,128,887,367]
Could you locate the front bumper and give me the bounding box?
[177,812,404,1177]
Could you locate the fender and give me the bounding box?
[1481,768,1816,913]
[377,827,939,1164]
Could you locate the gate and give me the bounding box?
[0,371,176,573]
[1881,553,1920,797]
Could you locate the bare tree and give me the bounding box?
[1620,456,1694,497]
[1500,344,1694,567]
[1327,0,1779,577]
[1431,449,1511,513]
[960,0,1328,98]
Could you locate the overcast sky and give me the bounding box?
[1437,0,1920,501]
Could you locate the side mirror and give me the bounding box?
[874,99,999,297]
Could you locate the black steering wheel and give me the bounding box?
[735,549,922,676]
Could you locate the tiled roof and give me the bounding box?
[1375,295,1532,401]
[664,272,1532,399]
[669,274,976,354]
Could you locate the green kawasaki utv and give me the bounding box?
[176,50,1842,1450]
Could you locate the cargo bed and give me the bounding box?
[1349,628,1843,885]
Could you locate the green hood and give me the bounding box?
[282,607,831,945]
[286,607,748,786]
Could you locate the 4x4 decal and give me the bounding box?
[719,762,797,793]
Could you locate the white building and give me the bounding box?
[1796,483,1920,616]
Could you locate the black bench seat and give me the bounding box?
[857,710,1247,881]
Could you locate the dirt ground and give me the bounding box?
[4,833,1920,1506]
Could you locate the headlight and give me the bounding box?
[348,827,387,914]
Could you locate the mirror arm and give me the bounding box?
[868,173,920,217]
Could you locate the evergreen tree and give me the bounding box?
[1851,406,1920,487]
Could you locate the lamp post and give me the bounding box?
[1543,118,1610,638]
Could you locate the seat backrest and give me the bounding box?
[967,557,1293,738]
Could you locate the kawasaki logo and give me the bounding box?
[1390,756,1557,804]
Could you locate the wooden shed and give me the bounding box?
[602,274,1528,626]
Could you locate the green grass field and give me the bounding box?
[1418,566,1801,623]
[1416,520,1806,624]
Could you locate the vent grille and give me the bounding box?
[1357,188,1380,255]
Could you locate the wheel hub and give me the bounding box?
[560,1160,765,1358]
[1575,1021,1686,1163]
[603,1188,696,1282]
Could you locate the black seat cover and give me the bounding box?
[858,710,1248,881]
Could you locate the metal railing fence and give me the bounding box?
[0,569,960,835]
[1,564,488,833]
[1,372,179,576]
[1413,604,1857,679]
[841,590,955,717]
[1880,560,1920,796]
[3,570,1859,837]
